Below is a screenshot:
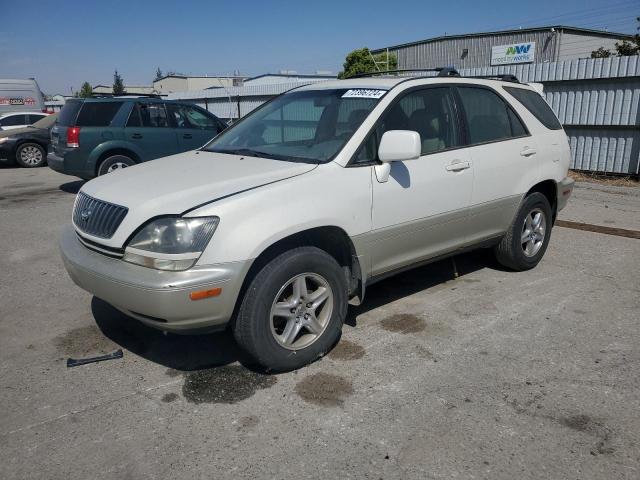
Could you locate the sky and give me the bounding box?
[1,0,638,94]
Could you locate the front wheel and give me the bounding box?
[97,155,135,176]
[494,192,553,271]
[233,247,348,372]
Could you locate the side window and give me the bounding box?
[168,104,218,131]
[0,114,26,126]
[76,102,123,127]
[138,102,170,128]
[353,87,460,162]
[457,87,524,144]
[28,114,45,124]
[503,86,563,130]
[126,104,142,127]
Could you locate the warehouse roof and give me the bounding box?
[372,25,633,53]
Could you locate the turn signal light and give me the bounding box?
[189,288,222,301]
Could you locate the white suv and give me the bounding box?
[60,71,575,371]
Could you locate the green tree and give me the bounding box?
[154,67,163,81]
[113,69,125,95]
[592,18,639,58]
[338,48,398,79]
[590,47,611,58]
[78,82,93,98]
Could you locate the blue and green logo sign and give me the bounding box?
[491,42,536,65]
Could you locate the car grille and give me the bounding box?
[73,192,128,239]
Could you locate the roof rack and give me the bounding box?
[348,67,460,79]
[467,74,520,83]
[89,93,163,98]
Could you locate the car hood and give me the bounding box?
[81,150,318,220]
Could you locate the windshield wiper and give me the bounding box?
[211,148,288,160]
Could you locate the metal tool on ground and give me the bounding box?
[67,349,124,368]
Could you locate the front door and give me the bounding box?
[167,103,224,151]
[357,87,473,277]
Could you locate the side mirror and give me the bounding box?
[378,130,421,163]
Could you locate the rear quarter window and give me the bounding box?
[76,102,124,127]
[57,100,83,126]
[503,86,562,130]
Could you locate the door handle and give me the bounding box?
[445,160,470,172]
[183,134,193,139]
[520,147,537,157]
[131,133,143,139]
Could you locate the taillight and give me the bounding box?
[67,126,80,148]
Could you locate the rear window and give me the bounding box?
[503,87,562,130]
[57,100,83,126]
[76,102,124,127]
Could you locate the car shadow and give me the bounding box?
[59,180,85,194]
[91,248,500,371]
[91,298,250,371]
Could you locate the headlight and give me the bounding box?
[0,137,8,144]
[123,216,219,271]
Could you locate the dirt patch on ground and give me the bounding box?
[569,170,638,187]
[329,339,365,360]
[295,373,354,407]
[53,324,118,357]
[380,314,426,333]
[181,365,277,404]
[161,392,179,403]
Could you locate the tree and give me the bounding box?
[113,70,125,95]
[592,17,640,58]
[338,48,398,79]
[154,67,163,81]
[590,47,612,58]
[78,82,93,98]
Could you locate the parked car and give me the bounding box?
[0,113,57,167]
[47,97,227,179]
[60,71,575,371]
[0,111,49,131]
[0,78,46,115]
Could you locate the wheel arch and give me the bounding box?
[230,226,364,325]
[94,147,141,176]
[526,179,558,222]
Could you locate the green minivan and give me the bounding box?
[47,97,227,179]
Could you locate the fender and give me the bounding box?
[87,140,145,172]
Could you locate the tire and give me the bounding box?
[97,155,135,176]
[15,143,46,168]
[494,192,553,271]
[233,246,348,372]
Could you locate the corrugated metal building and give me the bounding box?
[371,26,632,70]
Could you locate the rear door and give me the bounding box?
[126,102,179,160]
[167,103,224,151]
[455,85,537,243]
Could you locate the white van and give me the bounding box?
[0,78,46,115]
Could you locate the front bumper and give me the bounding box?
[59,225,251,333]
[557,177,575,212]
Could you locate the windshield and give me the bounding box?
[204,88,385,163]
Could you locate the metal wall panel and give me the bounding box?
[566,127,639,174]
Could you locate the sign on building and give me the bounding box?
[491,42,536,66]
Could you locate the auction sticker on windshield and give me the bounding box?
[342,89,386,99]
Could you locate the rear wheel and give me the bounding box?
[15,143,46,168]
[97,155,135,176]
[494,192,552,271]
[233,247,348,372]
